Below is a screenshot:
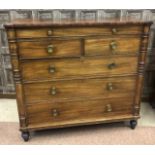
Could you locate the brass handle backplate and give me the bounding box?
[50,87,57,95]
[47,30,53,36]
[107,83,113,91]
[112,28,117,34]
[51,109,59,117]
[107,62,116,69]
[106,104,112,112]
[47,45,54,54]
[49,65,55,73]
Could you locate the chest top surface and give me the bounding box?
[4,18,153,28]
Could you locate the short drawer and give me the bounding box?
[18,39,81,59]
[7,26,143,39]
[21,56,138,81]
[27,97,133,125]
[24,76,136,104]
[85,37,141,56]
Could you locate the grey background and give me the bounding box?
[0,9,155,99]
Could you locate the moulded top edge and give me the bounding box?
[4,18,153,28]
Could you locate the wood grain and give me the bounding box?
[22,114,139,131]
[85,37,141,56]
[8,40,27,128]
[18,39,81,59]
[18,37,141,59]
[27,97,134,125]
[12,26,144,39]
[4,20,152,138]
[21,56,138,82]
[24,76,136,104]
[134,25,151,116]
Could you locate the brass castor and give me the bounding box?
[130,120,137,129]
[21,131,30,142]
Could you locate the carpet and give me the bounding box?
[0,122,155,145]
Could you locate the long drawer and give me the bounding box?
[24,76,136,104]
[27,97,133,125]
[7,26,143,39]
[21,56,138,81]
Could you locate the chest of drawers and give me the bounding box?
[4,19,152,141]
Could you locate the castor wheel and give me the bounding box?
[130,120,137,129]
[21,131,30,142]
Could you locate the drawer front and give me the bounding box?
[24,76,136,104]
[27,97,133,125]
[21,56,138,81]
[18,39,81,59]
[9,26,143,39]
[85,37,141,56]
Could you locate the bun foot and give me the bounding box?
[130,120,137,129]
[21,131,30,142]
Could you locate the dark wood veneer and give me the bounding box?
[4,19,152,141]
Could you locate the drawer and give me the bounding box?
[21,56,138,81]
[18,39,81,59]
[85,37,141,56]
[24,76,136,104]
[27,97,133,125]
[8,26,143,39]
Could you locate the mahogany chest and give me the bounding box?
[4,19,152,141]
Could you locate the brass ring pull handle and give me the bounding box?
[112,28,117,34]
[47,45,54,54]
[51,109,59,117]
[49,65,55,73]
[107,62,116,69]
[47,30,53,36]
[50,87,57,95]
[110,41,117,51]
[106,104,112,112]
[107,83,113,91]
